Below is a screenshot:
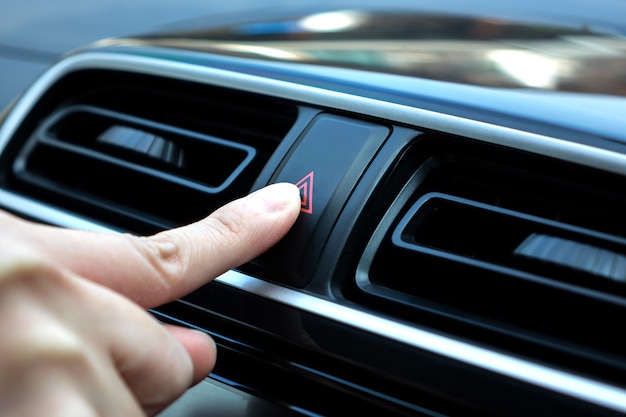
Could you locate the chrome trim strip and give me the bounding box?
[2,51,626,412]
[217,269,626,413]
[0,188,115,233]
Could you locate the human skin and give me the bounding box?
[0,182,301,416]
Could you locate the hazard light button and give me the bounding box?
[255,114,390,287]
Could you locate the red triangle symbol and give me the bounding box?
[295,171,314,214]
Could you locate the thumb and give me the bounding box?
[164,325,216,385]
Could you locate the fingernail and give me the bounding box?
[250,183,300,213]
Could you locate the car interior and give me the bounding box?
[1,5,626,416]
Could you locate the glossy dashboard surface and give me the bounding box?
[103,3,626,150]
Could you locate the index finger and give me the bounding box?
[12,183,301,307]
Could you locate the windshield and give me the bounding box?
[138,5,626,98]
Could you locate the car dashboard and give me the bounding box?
[2,7,626,416]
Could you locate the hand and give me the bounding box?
[0,183,301,416]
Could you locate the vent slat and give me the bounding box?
[516,234,626,282]
[97,125,186,168]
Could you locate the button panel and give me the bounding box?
[255,113,390,287]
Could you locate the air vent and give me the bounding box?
[18,104,256,191]
[349,135,626,385]
[1,70,299,233]
[392,192,626,290]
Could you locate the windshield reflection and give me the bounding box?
[136,9,626,97]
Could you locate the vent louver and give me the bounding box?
[350,135,626,385]
[1,70,299,233]
[17,104,256,192]
[392,192,626,290]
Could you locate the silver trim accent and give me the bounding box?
[0,188,115,233]
[218,269,626,413]
[2,50,626,412]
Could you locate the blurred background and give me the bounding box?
[2,0,625,111]
[0,0,301,109]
